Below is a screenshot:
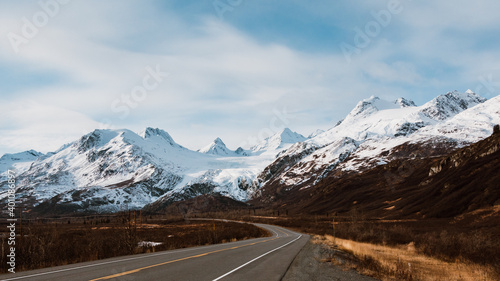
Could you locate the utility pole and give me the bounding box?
[332,217,336,241]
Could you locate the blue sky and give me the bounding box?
[1,0,500,155]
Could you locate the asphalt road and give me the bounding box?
[0,223,309,281]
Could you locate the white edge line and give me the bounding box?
[212,234,303,281]
[0,249,189,281]
[0,236,268,281]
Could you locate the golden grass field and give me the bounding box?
[316,235,496,281]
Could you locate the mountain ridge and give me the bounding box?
[252,127,500,218]
[1,90,499,215]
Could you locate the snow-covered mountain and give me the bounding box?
[420,89,486,121]
[251,128,307,152]
[0,128,189,212]
[198,138,241,156]
[1,90,499,214]
[415,94,500,143]
[0,127,305,213]
[254,90,500,199]
[0,150,45,174]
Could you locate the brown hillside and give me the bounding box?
[253,131,500,219]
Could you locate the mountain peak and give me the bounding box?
[199,137,234,156]
[278,128,293,138]
[213,137,224,144]
[443,90,485,103]
[75,129,118,153]
[278,128,306,143]
[421,90,487,121]
[0,150,44,162]
[345,96,401,122]
[395,97,416,107]
[252,128,306,151]
[0,150,45,174]
[140,127,171,140]
[140,127,178,147]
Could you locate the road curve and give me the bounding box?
[0,223,309,281]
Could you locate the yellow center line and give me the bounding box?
[275,228,289,237]
[89,236,280,281]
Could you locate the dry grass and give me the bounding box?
[0,215,269,273]
[238,213,499,272]
[317,235,496,281]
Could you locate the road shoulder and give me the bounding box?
[282,238,379,281]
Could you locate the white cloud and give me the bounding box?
[363,61,421,84]
[1,0,500,155]
[0,100,102,153]
[0,4,366,153]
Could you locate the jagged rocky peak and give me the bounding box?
[140,127,177,146]
[0,149,46,175]
[199,137,234,155]
[235,147,248,156]
[421,90,487,120]
[0,150,45,173]
[277,128,307,143]
[0,149,44,161]
[26,149,43,157]
[395,97,416,107]
[444,89,486,106]
[76,129,118,153]
[252,128,307,151]
[77,130,100,152]
[345,96,402,120]
[348,96,380,118]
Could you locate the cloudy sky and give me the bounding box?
[1,0,500,156]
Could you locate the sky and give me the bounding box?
[1,0,500,156]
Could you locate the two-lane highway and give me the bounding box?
[0,223,309,281]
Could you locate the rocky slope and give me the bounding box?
[252,127,500,218]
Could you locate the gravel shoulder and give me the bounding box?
[282,238,379,281]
